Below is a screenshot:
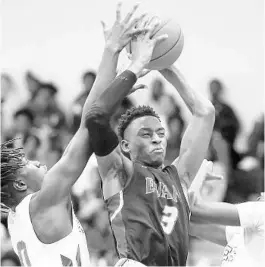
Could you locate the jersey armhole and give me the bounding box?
[166,164,190,214]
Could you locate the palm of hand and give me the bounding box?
[103,22,131,52]
[130,34,154,64]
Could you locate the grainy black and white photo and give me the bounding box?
[1,0,264,266]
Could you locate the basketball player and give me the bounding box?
[190,190,265,267]
[1,3,147,266]
[85,18,216,266]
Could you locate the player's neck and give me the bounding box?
[135,159,164,170]
[12,191,33,210]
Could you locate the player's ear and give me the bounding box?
[13,179,27,192]
[121,139,130,154]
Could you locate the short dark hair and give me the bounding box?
[38,83,58,96]
[118,105,160,139]
[1,139,25,213]
[14,108,34,124]
[210,79,223,90]
[82,71,96,82]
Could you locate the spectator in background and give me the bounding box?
[71,71,96,133]
[4,108,41,160]
[151,78,164,102]
[161,94,181,118]
[1,73,22,138]
[23,83,67,167]
[83,71,97,96]
[12,108,35,138]
[148,78,166,114]
[1,251,21,266]
[27,82,67,131]
[209,79,241,170]
[247,114,264,164]
[227,114,264,203]
[25,71,42,100]
[1,73,14,104]
[165,107,185,165]
[147,78,171,134]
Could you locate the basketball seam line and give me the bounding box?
[151,28,183,62]
[150,19,170,38]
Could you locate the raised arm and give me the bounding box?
[85,21,168,197]
[159,66,215,190]
[191,198,265,228]
[33,3,144,210]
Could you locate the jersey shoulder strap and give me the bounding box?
[163,165,190,213]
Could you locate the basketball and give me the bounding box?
[127,17,184,70]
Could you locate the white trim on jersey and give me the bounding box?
[111,191,124,222]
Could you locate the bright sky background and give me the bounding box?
[2,0,264,147]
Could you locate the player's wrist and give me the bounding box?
[159,65,176,76]
[104,42,121,55]
[127,61,145,78]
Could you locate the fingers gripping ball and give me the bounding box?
[127,17,184,70]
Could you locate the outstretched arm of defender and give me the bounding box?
[189,222,227,246]
[86,21,168,194]
[159,66,215,191]
[33,3,145,210]
[191,198,265,229]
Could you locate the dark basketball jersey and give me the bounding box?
[106,162,190,266]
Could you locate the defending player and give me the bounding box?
[86,18,215,266]
[190,189,264,267]
[1,3,146,266]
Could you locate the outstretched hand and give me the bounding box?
[188,160,223,206]
[101,2,147,53]
[129,16,168,68]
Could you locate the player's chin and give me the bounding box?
[150,155,164,167]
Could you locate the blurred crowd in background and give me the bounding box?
[1,69,264,266]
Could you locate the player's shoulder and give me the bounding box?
[162,164,179,176]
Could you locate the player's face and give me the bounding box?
[21,158,47,191]
[124,116,167,168]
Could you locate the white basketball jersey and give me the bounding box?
[8,194,90,266]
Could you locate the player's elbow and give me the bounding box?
[85,104,119,157]
[196,103,215,124]
[85,104,110,131]
[202,102,215,117]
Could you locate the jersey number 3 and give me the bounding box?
[161,205,178,234]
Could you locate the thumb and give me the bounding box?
[154,34,168,45]
[139,69,151,78]
[128,84,147,96]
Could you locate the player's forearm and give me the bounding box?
[189,222,227,246]
[80,45,119,125]
[95,67,139,115]
[191,201,240,226]
[160,66,214,116]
